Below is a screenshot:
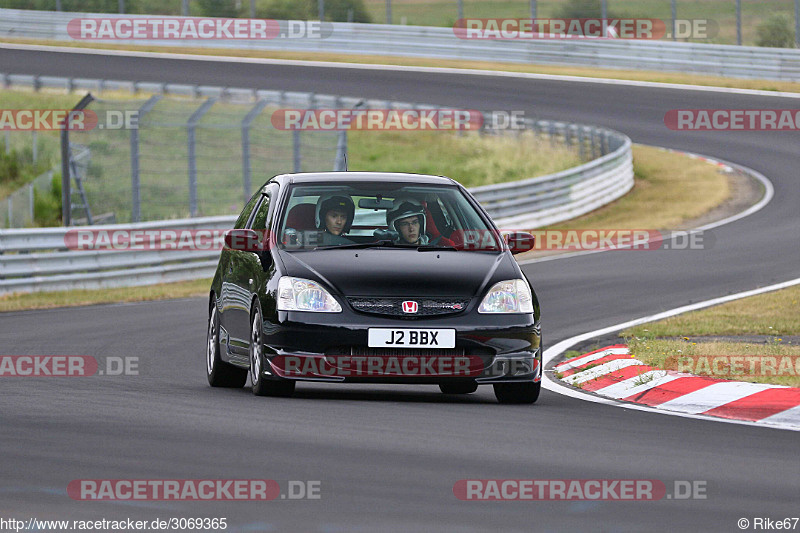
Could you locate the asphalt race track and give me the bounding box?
[1,47,799,532]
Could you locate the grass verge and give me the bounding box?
[544,145,729,231]
[625,338,800,388]
[623,285,800,337]
[621,284,800,387]
[0,278,211,313]
[3,38,800,94]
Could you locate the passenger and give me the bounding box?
[386,197,455,246]
[315,194,355,246]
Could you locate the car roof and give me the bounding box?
[267,172,458,188]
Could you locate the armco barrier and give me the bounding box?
[0,75,633,294]
[1,8,799,81]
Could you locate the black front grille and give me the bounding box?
[348,297,470,317]
[340,346,466,357]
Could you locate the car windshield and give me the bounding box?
[277,182,503,253]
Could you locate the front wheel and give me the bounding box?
[493,381,540,404]
[250,305,295,397]
[207,297,247,388]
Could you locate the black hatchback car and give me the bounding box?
[206,172,542,403]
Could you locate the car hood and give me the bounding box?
[278,249,518,298]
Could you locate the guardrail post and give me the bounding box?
[6,197,11,228]
[31,131,37,164]
[242,99,269,204]
[182,0,189,16]
[3,131,9,154]
[130,95,161,223]
[386,0,392,24]
[577,128,585,161]
[55,0,61,11]
[187,97,217,218]
[458,0,463,19]
[530,0,536,18]
[318,0,324,21]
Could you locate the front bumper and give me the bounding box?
[259,312,541,384]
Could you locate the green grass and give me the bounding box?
[620,284,800,387]
[623,284,800,338]
[544,145,729,232]
[625,337,800,387]
[348,129,582,188]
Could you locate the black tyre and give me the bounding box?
[207,297,247,388]
[250,305,295,397]
[439,381,479,394]
[493,381,541,404]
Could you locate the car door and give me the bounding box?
[224,186,276,355]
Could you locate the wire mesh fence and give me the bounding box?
[60,93,340,225]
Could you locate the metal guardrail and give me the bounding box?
[1,8,799,81]
[0,74,633,294]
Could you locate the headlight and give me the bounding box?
[478,279,534,314]
[277,277,342,312]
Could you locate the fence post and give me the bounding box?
[61,93,94,227]
[386,0,392,24]
[130,95,161,223]
[32,131,37,164]
[293,130,301,173]
[4,131,9,154]
[119,0,125,14]
[241,100,269,204]
[7,197,11,228]
[334,131,347,171]
[187,97,217,218]
[28,183,34,224]
[671,0,677,41]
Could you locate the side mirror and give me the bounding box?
[503,231,536,255]
[224,229,263,252]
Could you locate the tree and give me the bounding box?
[756,15,794,48]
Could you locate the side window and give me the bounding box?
[234,191,261,229]
[250,194,271,231]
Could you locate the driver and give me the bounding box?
[315,194,355,246]
[386,197,455,246]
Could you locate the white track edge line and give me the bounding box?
[2,42,800,99]
[542,277,800,432]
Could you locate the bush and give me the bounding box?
[0,152,22,185]
[556,0,605,19]
[33,173,62,227]
[195,0,241,18]
[311,0,371,23]
[257,0,311,20]
[756,15,795,48]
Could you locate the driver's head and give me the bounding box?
[315,195,355,235]
[386,197,426,244]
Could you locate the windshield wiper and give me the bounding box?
[417,245,458,252]
[313,240,401,251]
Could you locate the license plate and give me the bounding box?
[368,329,456,349]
